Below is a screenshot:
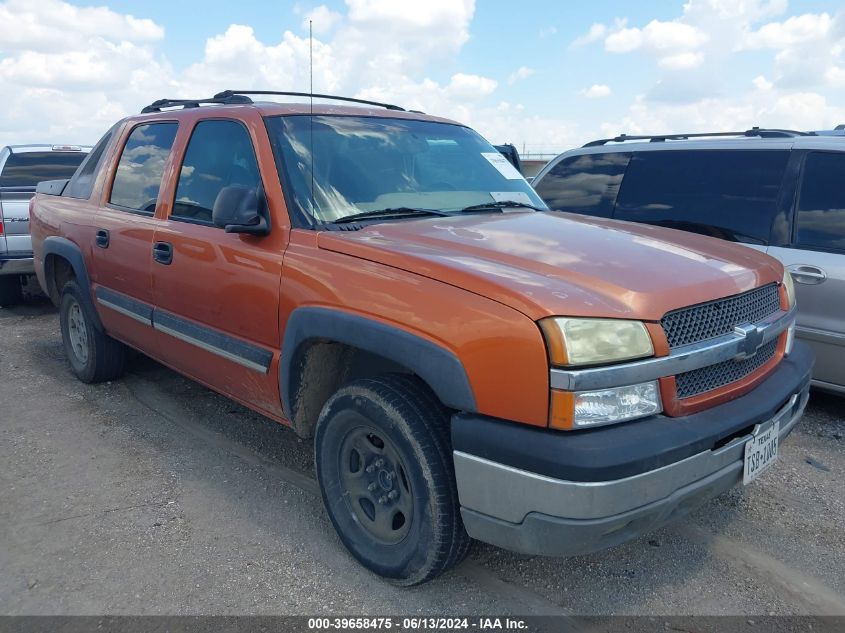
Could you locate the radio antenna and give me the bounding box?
[309,19,315,213]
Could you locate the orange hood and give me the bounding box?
[317,212,783,322]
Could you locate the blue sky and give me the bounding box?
[2,0,845,151]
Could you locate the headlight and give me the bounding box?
[539,317,654,366]
[782,269,796,308]
[550,382,662,430]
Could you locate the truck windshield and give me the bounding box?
[265,115,545,225]
[0,151,87,188]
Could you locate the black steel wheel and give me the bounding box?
[338,427,415,545]
[315,374,470,585]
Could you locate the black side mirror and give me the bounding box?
[212,185,270,235]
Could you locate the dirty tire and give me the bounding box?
[0,275,23,307]
[315,374,471,586]
[59,280,126,383]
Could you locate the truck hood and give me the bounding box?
[317,212,783,321]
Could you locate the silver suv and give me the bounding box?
[0,144,90,306]
[532,128,845,394]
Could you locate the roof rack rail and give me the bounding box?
[141,94,253,113]
[214,90,406,111]
[582,127,815,147]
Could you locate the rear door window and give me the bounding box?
[0,151,87,188]
[795,152,845,252]
[614,150,789,245]
[534,152,630,218]
[109,122,178,214]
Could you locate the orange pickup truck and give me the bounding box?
[30,90,813,585]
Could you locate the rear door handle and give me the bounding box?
[787,264,827,285]
[95,229,109,249]
[152,241,173,265]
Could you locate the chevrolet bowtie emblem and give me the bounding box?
[734,323,764,359]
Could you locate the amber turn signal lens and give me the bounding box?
[549,390,575,430]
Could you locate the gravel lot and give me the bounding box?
[1,294,844,618]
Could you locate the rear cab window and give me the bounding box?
[614,150,790,245]
[64,128,115,200]
[795,152,845,252]
[0,150,87,188]
[109,122,178,214]
[534,152,631,218]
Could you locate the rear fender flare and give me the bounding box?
[42,236,103,330]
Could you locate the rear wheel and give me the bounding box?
[315,374,471,585]
[59,280,126,383]
[0,275,23,307]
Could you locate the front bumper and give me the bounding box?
[452,341,813,556]
[0,256,34,276]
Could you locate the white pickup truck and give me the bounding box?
[0,144,90,306]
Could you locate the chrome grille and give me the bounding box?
[661,283,780,349]
[675,339,778,399]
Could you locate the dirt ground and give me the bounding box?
[1,295,844,617]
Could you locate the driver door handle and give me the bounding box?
[787,264,827,285]
[153,241,173,265]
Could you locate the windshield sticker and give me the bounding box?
[491,191,534,206]
[481,152,523,180]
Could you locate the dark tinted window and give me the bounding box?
[0,151,87,188]
[615,150,789,245]
[795,152,845,251]
[109,123,178,213]
[173,120,262,225]
[535,152,630,218]
[64,128,114,199]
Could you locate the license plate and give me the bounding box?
[743,420,780,485]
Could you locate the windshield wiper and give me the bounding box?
[331,207,452,224]
[458,200,545,213]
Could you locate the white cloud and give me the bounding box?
[581,84,612,99]
[605,27,642,53]
[744,13,833,48]
[605,20,709,54]
[658,51,704,69]
[0,0,163,53]
[737,12,845,89]
[752,75,773,90]
[507,66,535,84]
[601,90,845,140]
[571,23,606,47]
[539,26,557,38]
[446,73,497,97]
[0,0,484,144]
[301,5,342,35]
[3,0,845,157]
[603,19,709,69]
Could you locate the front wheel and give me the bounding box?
[315,374,470,585]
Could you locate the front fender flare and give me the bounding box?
[280,307,476,418]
